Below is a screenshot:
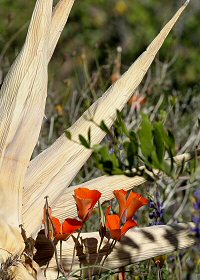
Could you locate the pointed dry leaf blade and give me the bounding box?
[45,223,195,277]
[53,175,146,220]
[0,0,75,170]
[52,149,198,221]
[0,218,25,261]
[0,0,53,225]
[48,0,75,60]
[0,0,52,164]
[23,2,189,236]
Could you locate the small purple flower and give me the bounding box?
[194,189,200,200]
[192,215,200,224]
[192,188,200,240]
[121,153,125,162]
[118,144,124,151]
[109,147,115,154]
[149,200,155,209]
[149,193,164,225]
[193,189,200,210]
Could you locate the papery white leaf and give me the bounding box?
[49,0,75,60]
[53,175,146,220]
[45,223,195,278]
[0,0,52,226]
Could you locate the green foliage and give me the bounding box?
[81,112,177,178]
[65,130,72,140]
[79,134,90,149]
[139,114,154,160]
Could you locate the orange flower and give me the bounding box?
[51,217,83,241]
[74,188,101,222]
[128,94,146,112]
[106,214,137,241]
[114,190,148,221]
[106,190,148,240]
[128,94,146,105]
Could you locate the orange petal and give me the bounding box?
[121,219,138,239]
[51,216,62,235]
[106,214,120,230]
[114,189,128,218]
[74,196,93,221]
[74,188,101,202]
[126,192,148,220]
[109,229,122,240]
[62,218,83,234]
[53,219,82,241]
[127,192,148,206]
[54,233,71,241]
[74,188,101,221]
[106,214,122,240]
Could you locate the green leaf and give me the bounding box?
[160,160,172,177]
[98,146,111,161]
[167,130,175,155]
[158,126,175,156]
[127,142,136,169]
[129,131,139,155]
[124,137,138,170]
[79,134,90,149]
[116,110,129,136]
[88,127,91,145]
[100,120,111,135]
[138,114,154,159]
[65,130,72,140]
[101,160,114,174]
[97,146,120,174]
[153,122,165,163]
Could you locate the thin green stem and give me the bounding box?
[91,236,104,276]
[59,240,67,277]
[51,241,62,278]
[68,230,81,276]
[69,265,114,277]
[98,239,117,276]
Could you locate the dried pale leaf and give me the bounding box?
[52,150,199,220]
[45,223,195,278]
[0,0,52,226]
[0,0,52,167]
[0,219,24,262]
[23,1,190,236]
[11,263,40,280]
[49,0,75,60]
[53,175,146,220]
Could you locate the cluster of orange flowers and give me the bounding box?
[106,190,148,240]
[43,188,148,242]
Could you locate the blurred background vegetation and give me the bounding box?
[0,1,200,279]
